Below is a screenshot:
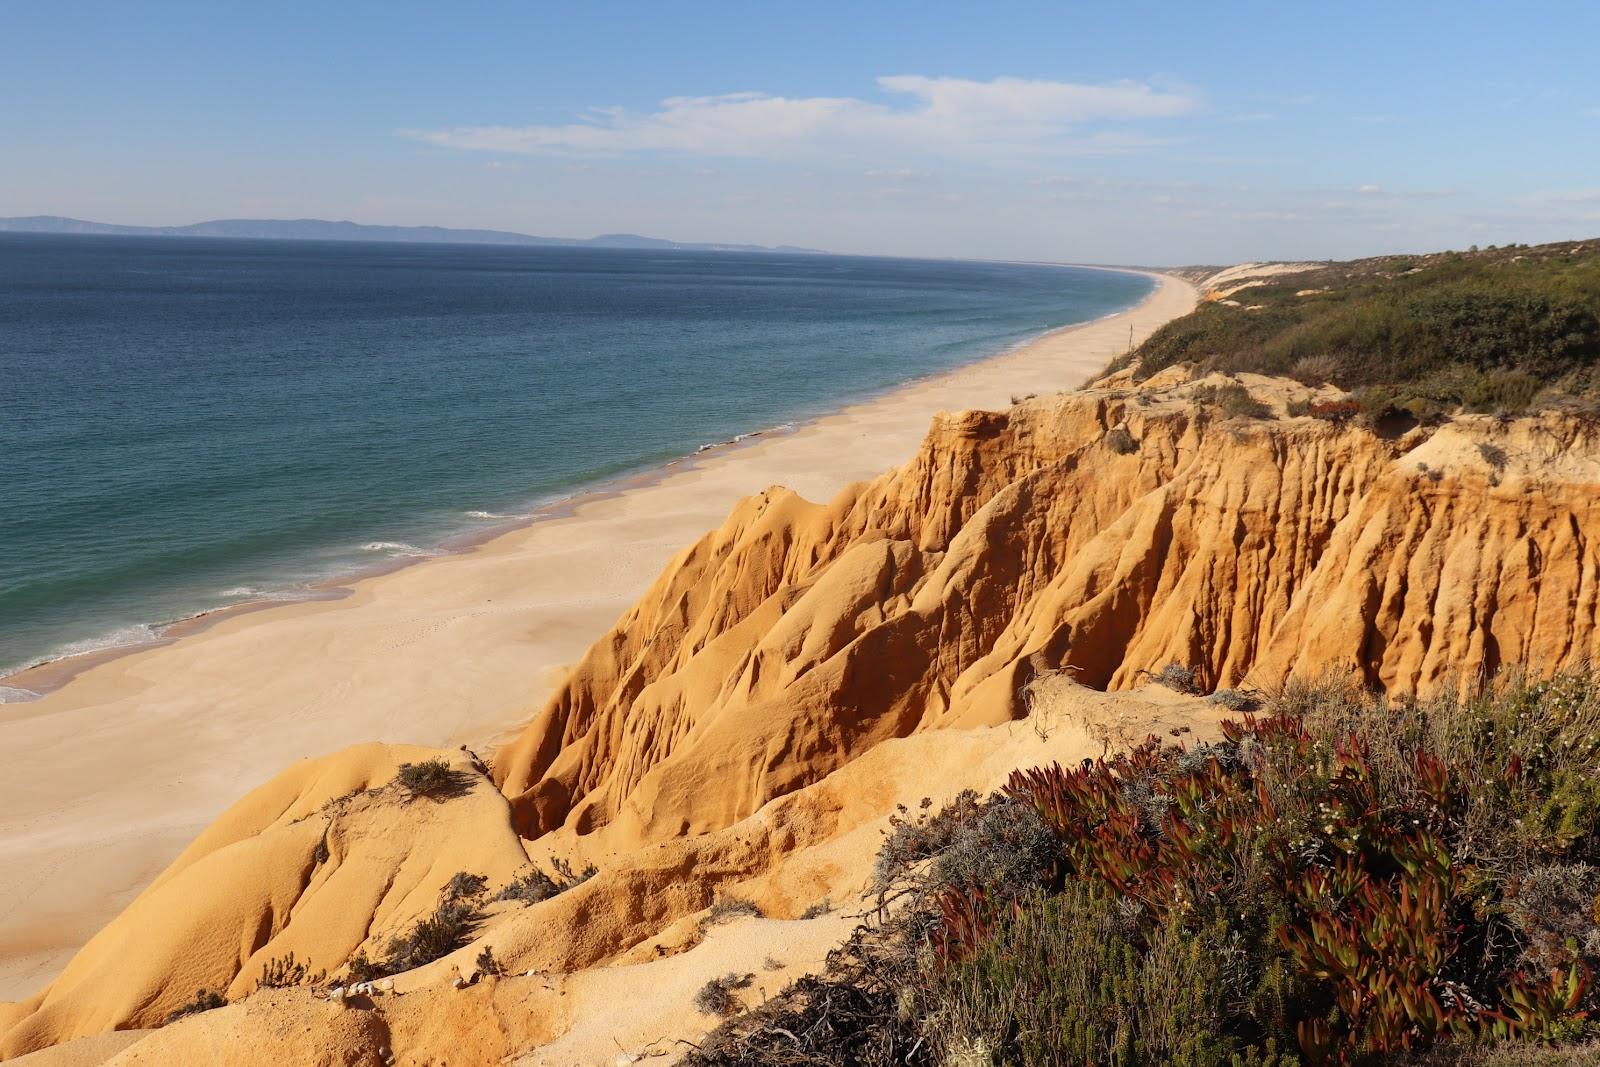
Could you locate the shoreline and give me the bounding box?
[0,270,1197,1000]
[0,419,830,705]
[0,273,1150,705]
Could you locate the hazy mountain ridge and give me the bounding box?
[0,215,826,254]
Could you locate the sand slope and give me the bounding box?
[3,676,1221,1062]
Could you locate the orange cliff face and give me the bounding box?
[492,369,1600,854]
[9,370,1600,1063]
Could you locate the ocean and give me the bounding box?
[0,233,1150,687]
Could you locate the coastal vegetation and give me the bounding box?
[688,672,1600,1066]
[493,857,597,904]
[394,758,472,800]
[1111,240,1600,419]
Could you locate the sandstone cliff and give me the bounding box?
[492,369,1600,856]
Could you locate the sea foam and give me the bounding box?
[361,541,437,558]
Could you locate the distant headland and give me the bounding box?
[0,215,827,254]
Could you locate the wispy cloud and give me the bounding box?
[400,75,1199,161]
[1343,184,1457,199]
[1529,188,1600,205]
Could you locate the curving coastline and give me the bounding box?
[0,271,1197,1000]
[0,269,1154,702]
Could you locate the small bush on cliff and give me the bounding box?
[801,898,834,919]
[443,871,487,902]
[1208,687,1260,711]
[165,988,226,1024]
[1105,425,1139,454]
[495,858,597,905]
[1155,661,1202,694]
[694,972,755,1016]
[496,866,559,904]
[686,671,1600,1066]
[255,951,324,991]
[348,878,486,980]
[380,899,480,974]
[394,759,471,801]
[1196,381,1272,419]
[701,897,763,933]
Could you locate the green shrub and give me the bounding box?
[927,797,1060,902]
[1195,382,1272,419]
[493,857,598,905]
[871,792,983,897]
[165,988,226,1024]
[351,881,485,979]
[345,952,384,984]
[687,671,1600,1066]
[701,897,763,933]
[379,899,480,974]
[443,871,487,902]
[694,972,754,1016]
[496,867,560,904]
[937,886,1293,1066]
[393,759,470,800]
[1156,661,1202,694]
[255,951,324,991]
[1208,688,1260,711]
[1105,426,1139,454]
[1125,241,1600,413]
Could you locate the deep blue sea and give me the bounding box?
[0,233,1150,688]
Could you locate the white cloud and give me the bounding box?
[400,75,1198,161]
[1536,188,1600,204]
[1354,184,1458,199]
[1031,174,1113,187]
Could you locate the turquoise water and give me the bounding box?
[0,234,1150,687]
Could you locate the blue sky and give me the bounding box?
[3,1,1598,263]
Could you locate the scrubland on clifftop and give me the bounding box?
[8,242,1600,1064]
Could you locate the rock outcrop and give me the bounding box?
[493,370,1600,855]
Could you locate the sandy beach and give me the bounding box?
[0,270,1196,1001]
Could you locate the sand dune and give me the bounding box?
[0,271,1195,1001]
